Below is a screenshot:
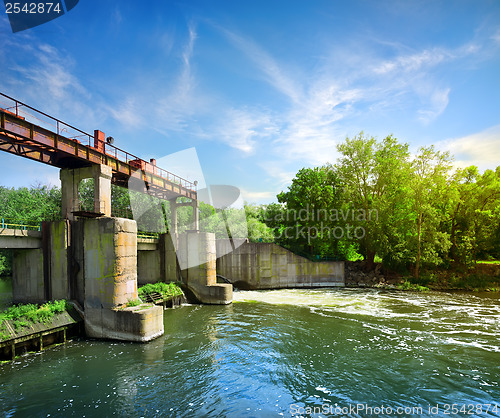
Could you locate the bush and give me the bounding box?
[138,282,183,300]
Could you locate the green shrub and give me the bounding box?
[138,282,183,300]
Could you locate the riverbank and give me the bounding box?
[345,261,500,292]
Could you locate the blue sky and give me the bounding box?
[1,0,499,203]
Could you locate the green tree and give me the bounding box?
[267,166,344,258]
[335,133,411,269]
[410,146,453,279]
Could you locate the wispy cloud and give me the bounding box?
[219,27,301,103]
[215,107,277,154]
[437,125,500,171]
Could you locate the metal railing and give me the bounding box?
[0,92,197,192]
[1,218,41,231]
[1,217,163,238]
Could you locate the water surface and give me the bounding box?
[0,289,499,417]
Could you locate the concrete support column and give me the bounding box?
[192,199,199,231]
[60,165,112,220]
[47,220,70,300]
[83,217,138,310]
[81,217,163,342]
[178,231,232,304]
[94,166,112,216]
[170,198,178,235]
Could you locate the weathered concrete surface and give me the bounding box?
[49,220,70,300]
[0,228,42,249]
[12,248,44,303]
[136,234,178,284]
[81,217,164,341]
[83,217,138,309]
[161,233,179,282]
[84,304,164,342]
[178,232,232,304]
[137,249,161,285]
[216,240,345,289]
[60,164,112,220]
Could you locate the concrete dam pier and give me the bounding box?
[3,216,231,342]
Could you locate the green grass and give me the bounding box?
[138,282,184,300]
[477,260,500,265]
[398,280,429,292]
[125,299,142,307]
[0,300,68,341]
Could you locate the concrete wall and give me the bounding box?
[12,248,44,303]
[178,232,232,304]
[49,220,69,300]
[137,249,161,285]
[216,240,345,289]
[136,234,178,285]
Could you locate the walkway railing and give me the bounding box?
[1,217,162,238]
[0,92,196,192]
[1,218,41,231]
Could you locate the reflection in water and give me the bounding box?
[0,289,499,417]
[0,278,12,310]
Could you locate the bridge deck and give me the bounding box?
[0,93,196,201]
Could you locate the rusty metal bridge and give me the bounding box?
[0,92,197,201]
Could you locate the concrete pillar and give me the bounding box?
[94,166,112,216]
[82,217,163,342]
[83,217,138,309]
[178,231,232,304]
[170,198,178,235]
[60,165,112,220]
[192,199,199,231]
[160,232,179,282]
[48,220,70,300]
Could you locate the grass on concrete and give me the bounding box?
[0,300,68,341]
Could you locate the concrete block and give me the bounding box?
[12,248,45,303]
[84,305,164,342]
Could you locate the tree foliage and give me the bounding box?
[264,133,500,272]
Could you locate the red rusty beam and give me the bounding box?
[0,106,197,201]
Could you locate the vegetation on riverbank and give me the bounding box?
[0,300,68,341]
[263,133,500,288]
[1,134,498,292]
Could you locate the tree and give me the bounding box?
[266,166,344,258]
[410,146,453,279]
[335,133,411,269]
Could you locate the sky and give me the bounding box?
[0,0,499,204]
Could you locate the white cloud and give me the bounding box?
[437,125,500,172]
[219,27,301,103]
[216,107,277,155]
[106,97,143,128]
[417,87,450,124]
[240,189,275,203]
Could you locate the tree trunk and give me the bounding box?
[416,215,422,280]
[365,249,376,271]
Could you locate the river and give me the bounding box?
[0,288,499,417]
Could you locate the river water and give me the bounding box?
[0,288,499,417]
